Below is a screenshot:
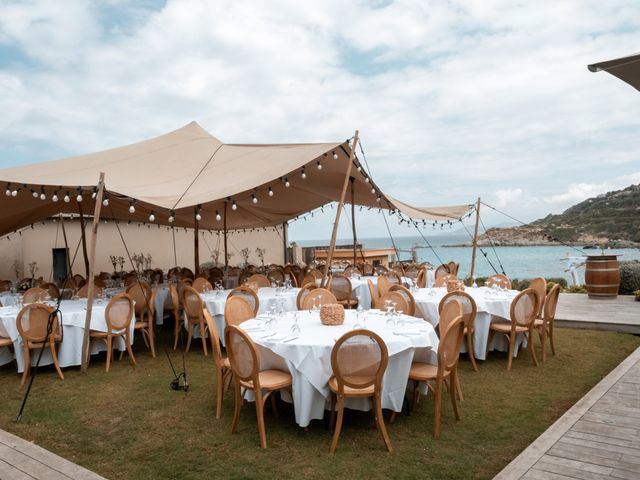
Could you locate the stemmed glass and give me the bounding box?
[290,311,301,336]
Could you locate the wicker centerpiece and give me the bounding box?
[320,303,345,326]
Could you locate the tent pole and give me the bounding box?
[194,208,200,275]
[59,215,73,282]
[80,172,106,373]
[322,130,359,287]
[350,177,357,267]
[223,201,228,269]
[283,222,288,264]
[77,201,90,277]
[469,197,481,284]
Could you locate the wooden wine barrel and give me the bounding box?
[584,255,620,299]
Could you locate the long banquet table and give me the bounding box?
[413,286,525,360]
[0,299,136,372]
[240,309,439,427]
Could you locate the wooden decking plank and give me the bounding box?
[534,458,613,480]
[534,455,612,475]
[547,445,640,474]
[558,436,640,459]
[564,430,640,451]
[0,458,35,480]
[0,444,69,480]
[572,419,640,442]
[522,468,580,480]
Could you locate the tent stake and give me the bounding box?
[469,197,481,284]
[350,177,357,268]
[80,172,105,373]
[322,130,358,287]
[77,200,90,277]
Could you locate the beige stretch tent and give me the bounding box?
[0,121,470,236]
[588,53,640,92]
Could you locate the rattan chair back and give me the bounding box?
[229,286,259,316]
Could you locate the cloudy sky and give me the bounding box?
[1,0,639,241]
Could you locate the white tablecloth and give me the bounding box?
[0,299,136,372]
[196,287,299,346]
[413,286,525,360]
[0,292,21,307]
[240,309,439,427]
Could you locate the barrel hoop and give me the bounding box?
[585,284,620,288]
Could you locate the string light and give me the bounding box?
[52,192,59,202]
[76,188,83,202]
[92,188,97,200]
[215,210,221,221]
[284,178,290,188]
[333,151,338,160]
[252,193,258,204]
[39,187,46,200]
[168,210,175,223]
[195,206,202,221]
[4,185,10,196]
[301,167,306,179]
[232,200,238,210]
[64,192,70,203]
[102,195,109,207]
[11,188,18,197]
[149,211,155,222]
[316,160,322,170]
[268,186,274,197]
[129,202,136,213]
[371,188,376,194]
[31,189,38,198]
[365,177,370,183]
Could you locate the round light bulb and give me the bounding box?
[231,202,238,210]
[285,179,290,188]
[129,205,135,213]
[357,166,362,172]
[333,152,338,160]
[92,191,97,199]
[149,213,155,222]
[64,194,70,203]
[371,188,376,194]
[365,177,370,183]
[317,162,322,170]
[216,213,222,221]
[76,194,83,202]
[252,196,258,204]
[5,189,10,196]
[168,215,174,223]
[196,213,202,221]
[102,198,109,207]
[32,191,38,198]
[52,194,58,202]
[268,188,274,197]
[40,193,46,200]
[301,172,307,179]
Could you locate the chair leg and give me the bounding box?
[148,324,156,358]
[434,378,443,439]
[125,333,137,366]
[173,313,180,351]
[270,392,279,419]
[486,330,495,358]
[105,336,113,372]
[538,327,547,363]
[374,393,393,453]
[466,330,478,371]
[231,381,242,434]
[329,395,345,454]
[549,323,556,356]
[50,342,64,381]
[255,391,267,449]
[200,321,208,356]
[528,329,538,367]
[449,371,461,421]
[20,347,30,386]
[411,380,420,411]
[185,324,193,353]
[507,333,515,371]
[329,393,336,430]
[215,367,224,419]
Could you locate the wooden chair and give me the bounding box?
[391,265,405,278]
[39,282,60,300]
[408,314,465,438]
[362,263,374,276]
[22,287,48,303]
[73,274,86,288]
[529,277,547,319]
[434,273,458,288]
[225,296,255,327]
[267,269,285,286]
[535,284,560,362]
[343,265,360,277]
[225,325,292,448]
[487,288,540,370]
[88,293,136,372]
[434,264,449,279]
[300,273,316,288]
[0,280,11,292]
[296,283,317,310]
[377,275,392,298]
[228,286,259,317]
[182,267,195,280]
[327,274,358,309]
[417,266,429,288]
[301,288,337,310]
[133,287,157,358]
[329,329,392,453]
[177,278,193,309]
[376,291,410,314]
[389,285,416,316]
[192,277,213,293]
[447,262,459,276]
[485,274,512,289]
[367,279,378,306]
[373,265,388,275]
[182,286,209,355]
[247,274,270,288]
[77,284,103,298]
[308,269,324,281]
[203,308,232,419]
[166,284,183,351]
[439,291,478,371]
[16,303,64,385]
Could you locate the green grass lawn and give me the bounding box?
[1,327,638,480]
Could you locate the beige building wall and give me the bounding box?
[0,219,286,281]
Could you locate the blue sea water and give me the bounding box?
[293,234,640,284]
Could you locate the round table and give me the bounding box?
[239,309,439,427]
[413,286,525,360]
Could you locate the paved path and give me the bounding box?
[556,294,640,334]
[0,429,104,480]
[495,346,640,479]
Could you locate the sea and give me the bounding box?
[293,234,640,284]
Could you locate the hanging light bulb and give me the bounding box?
[196,212,202,221]
[11,188,18,197]
[76,189,83,202]
[333,151,339,160]
[64,192,70,203]
[357,165,362,172]
[52,192,59,202]
[129,202,135,213]
[377,196,381,203]
[102,197,109,207]
[252,193,258,204]
[365,177,370,183]
[39,187,46,200]
[301,167,306,179]
[149,211,155,222]
[92,189,97,200]
[231,200,238,210]
[284,178,290,188]
[168,211,175,223]
[371,188,376,194]
[5,188,10,197]
[316,161,322,170]
[268,187,274,197]
[31,189,38,198]
[215,210,222,221]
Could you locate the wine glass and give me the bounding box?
[290,312,301,336]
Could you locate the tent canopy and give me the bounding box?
[588,53,640,91]
[0,122,471,236]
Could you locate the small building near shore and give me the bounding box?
[313,247,396,267]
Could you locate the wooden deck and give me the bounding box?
[495,346,640,479]
[0,429,103,480]
[555,294,640,334]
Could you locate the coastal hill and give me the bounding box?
[476,183,640,247]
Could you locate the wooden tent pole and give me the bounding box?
[59,215,73,281]
[194,208,200,275]
[322,130,359,287]
[223,201,229,269]
[350,177,357,267]
[283,222,288,264]
[469,197,481,284]
[77,200,90,277]
[80,172,105,373]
